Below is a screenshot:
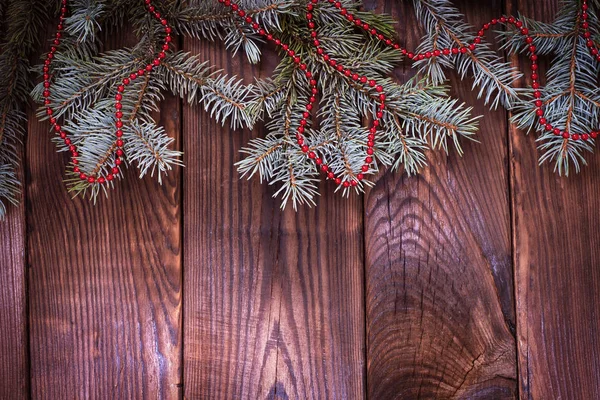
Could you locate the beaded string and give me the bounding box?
[217,0,599,187]
[42,0,172,185]
[44,0,599,188]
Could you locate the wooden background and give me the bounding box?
[1,0,600,398]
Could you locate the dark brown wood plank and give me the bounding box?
[26,97,183,397]
[0,197,28,398]
[182,38,365,399]
[362,0,517,398]
[506,0,600,398]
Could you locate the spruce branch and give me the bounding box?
[32,48,146,121]
[65,0,104,45]
[0,0,595,217]
[158,52,255,129]
[507,1,600,174]
[170,0,295,63]
[413,0,522,108]
[0,0,51,219]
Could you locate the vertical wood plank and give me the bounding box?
[0,199,28,398]
[27,96,183,397]
[507,0,600,398]
[362,0,517,398]
[182,38,366,399]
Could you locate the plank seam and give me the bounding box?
[24,91,33,400]
[503,1,523,398]
[178,43,186,395]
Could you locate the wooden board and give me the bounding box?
[2,0,600,398]
[362,0,518,398]
[26,95,183,398]
[506,0,600,398]
[0,193,28,398]
[182,37,366,399]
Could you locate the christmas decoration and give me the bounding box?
[41,0,173,187]
[0,0,599,218]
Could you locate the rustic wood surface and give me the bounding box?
[505,1,600,399]
[19,30,184,398]
[362,0,517,398]
[182,37,365,399]
[0,0,599,399]
[25,94,183,399]
[0,182,27,398]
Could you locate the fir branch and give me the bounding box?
[33,48,146,121]
[0,0,51,218]
[171,0,294,63]
[413,0,522,108]
[158,52,254,128]
[508,1,600,174]
[124,120,183,183]
[3,0,596,215]
[65,0,104,45]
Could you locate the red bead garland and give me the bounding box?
[219,0,382,186]
[43,0,172,185]
[217,0,600,188]
[340,0,599,142]
[45,0,600,188]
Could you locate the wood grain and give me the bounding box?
[26,94,183,397]
[362,0,517,398]
[182,37,366,399]
[0,188,28,398]
[507,0,600,398]
[0,0,598,397]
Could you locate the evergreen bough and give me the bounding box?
[0,0,599,217]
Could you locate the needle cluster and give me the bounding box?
[0,0,598,216]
